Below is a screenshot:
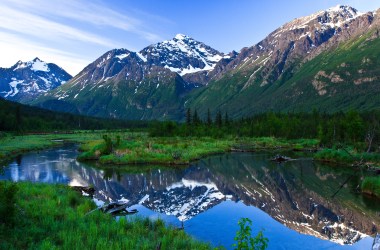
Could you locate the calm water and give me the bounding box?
[1,144,379,249]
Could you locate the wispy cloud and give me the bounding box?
[0,0,164,43]
[0,0,169,75]
[0,5,121,48]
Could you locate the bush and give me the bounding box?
[0,182,18,225]
[233,218,268,250]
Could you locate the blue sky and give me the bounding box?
[0,0,378,75]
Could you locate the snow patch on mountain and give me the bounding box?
[30,58,50,72]
[115,53,129,60]
[2,79,24,97]
[136,52,147,62]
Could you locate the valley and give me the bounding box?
[1,3,380,250]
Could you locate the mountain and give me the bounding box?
[32,35,230,120]
[0,58,72,102]
[32,5,380,120]
[187,6,380,118]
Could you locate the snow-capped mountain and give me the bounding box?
[32,34,227,120]
[0,58,72,102]
[187,5,380,118]
[140,34,228,76]
[32,5,380,120]
[218,5,367,85]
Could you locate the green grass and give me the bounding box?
[314,147,380,167]
[0,181,212,250]
[361,177,380,198]
[78,134,319,165]
[0,131,136,162]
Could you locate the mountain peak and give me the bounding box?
[30,58,49,72]
[174,33,189,40]
[32,57,42,62]
[327,5,357,13]
[140,34,225,76]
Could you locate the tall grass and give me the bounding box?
[361,177,380,198]
[0,181,211,249]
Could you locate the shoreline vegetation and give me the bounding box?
[1,131,379,198]
[0,181,212,249]
[77,135,320,165]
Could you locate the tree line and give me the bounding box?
[149,108,380,152]
[0,98,147,133]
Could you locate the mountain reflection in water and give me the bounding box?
[1,144,378,249]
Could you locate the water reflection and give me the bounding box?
[0,145,378,249]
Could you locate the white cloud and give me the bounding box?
[0,31,91,75]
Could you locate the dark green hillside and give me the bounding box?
[187,29,380,118]
[34,75,189,121]
[0,98,145,132]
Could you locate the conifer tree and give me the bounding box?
[207,108,212,126]
[186,108,192,126]
[193,109,200,125]
[224,112,229,126]
[215,110,222,128]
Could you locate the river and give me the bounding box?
[0,144,379,249]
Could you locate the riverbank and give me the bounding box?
[0,181,212,249]
[314,148,380,169]
[2,132,380,169]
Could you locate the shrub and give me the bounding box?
[233,218,268,250]
[102,135,113,155]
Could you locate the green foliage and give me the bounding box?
[0,97,147,132]
[0,132,124,162]
[0,182,18,225]
[102,135,113,155]
[148,111,380,155]
[233,218,268,250]
[361,176,380,198]
[79,135,239,165]
[0,182,212,249]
